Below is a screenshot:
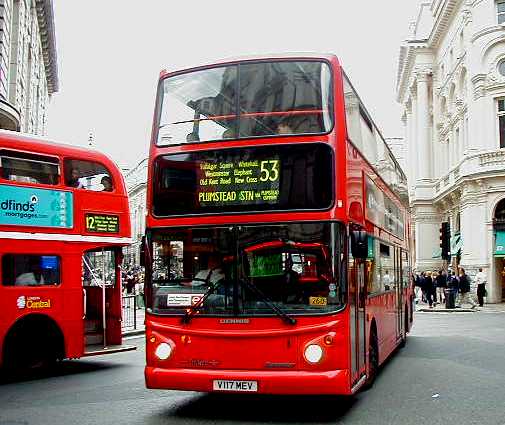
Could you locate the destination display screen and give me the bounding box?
[197,157,280,207]
[153,144,333,216]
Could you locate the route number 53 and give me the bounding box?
[260,160,280,182]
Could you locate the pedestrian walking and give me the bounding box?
[413,273,421,303]
[447,270,458,288]
[475,267,487,307]
[126,270,135,295]
[419,272,427,303]
[435,269,447,304]
[457,268,477,309]
[447,270,459,306]
[424,271,436,308]
[134,272,145,309]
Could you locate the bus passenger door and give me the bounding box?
[349,258,367,387]
[357,261,367,374]
[395,248,403,341]
[82,248,122,350]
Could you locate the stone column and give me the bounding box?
[413,206,442,271]
[404,101,413,188]
[460,181,490,296]
[410,87,418,186]
[469,75,487,153]
[416,69,432,181]
[451,130,457,167]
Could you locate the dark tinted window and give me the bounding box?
[153,143,333,216]
[2,254,60,286]
[237,61,333,137]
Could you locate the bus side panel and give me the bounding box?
[367,293,399,366]
[0,242,85,363]
[62,251,85,359]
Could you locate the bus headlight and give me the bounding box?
[155,342,172,360]
[304,344,323,364]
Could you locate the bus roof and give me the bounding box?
[0,129,117,168]
[159,53,341,79]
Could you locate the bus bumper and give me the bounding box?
[145,367,351,395]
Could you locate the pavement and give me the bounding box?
[121,307,145,337]
[415,298,505,313]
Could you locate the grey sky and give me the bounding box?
[47,1,421,169]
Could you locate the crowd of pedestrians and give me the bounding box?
[413,267,487,309]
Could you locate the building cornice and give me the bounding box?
[128,182,147,197]
[432,149,505,202]
[428,0,462,48]
[35,0,58,94]
[397,44,432,102]
[471,24,505,43]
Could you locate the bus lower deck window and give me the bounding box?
[1,254,61,286]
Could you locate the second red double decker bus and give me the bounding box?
[0,131,134,370]
[143,54,413,395]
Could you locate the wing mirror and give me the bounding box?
[351,230,368,260]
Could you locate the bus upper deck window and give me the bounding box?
[0,151,60,185]
[64,159,114,192]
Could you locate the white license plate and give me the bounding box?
[213,380,258,392]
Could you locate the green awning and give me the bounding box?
[432,247,442,259]
[495,231,505,256]
[451,233,463,256]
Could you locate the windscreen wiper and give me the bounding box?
[181,278,297,326]
[181,281,223,324]
[239,278,297,325]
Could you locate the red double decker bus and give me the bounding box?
[0,130,134,370]
[143,54,413,395]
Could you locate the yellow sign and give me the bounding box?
[197,158,281,206]
[309,296,327,306]
[17,296,52,310]
[85,213,119,233]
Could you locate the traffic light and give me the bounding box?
[440,222,451,261]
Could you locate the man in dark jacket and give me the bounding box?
[418,272,427,303]
[448,270,458,290]
[424,271,436,308]
[457,268,476,309]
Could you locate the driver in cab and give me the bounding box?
[189,255,225,287]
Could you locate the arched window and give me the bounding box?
[495,198,505,223]
[64,159,114,192]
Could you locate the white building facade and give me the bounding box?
[397,0,505,302]
[0,0,57,133]
[124,158,148,267]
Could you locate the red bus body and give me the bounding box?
[144,54,413,395]
[0,130,133,368]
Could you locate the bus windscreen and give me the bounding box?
[152,144,333,216]
[156,60,333,144]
